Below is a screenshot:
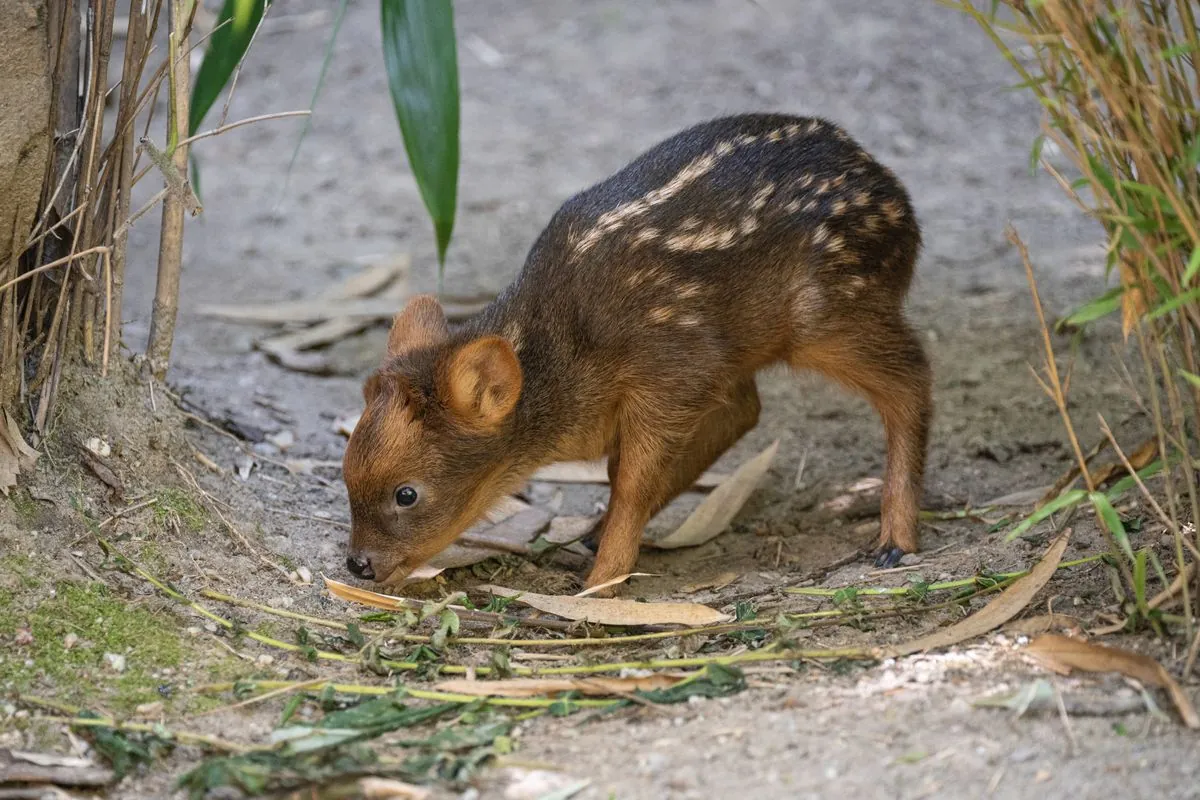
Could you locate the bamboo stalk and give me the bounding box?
[145,0,194,379]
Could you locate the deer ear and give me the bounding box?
[440,336,522,429]
[363,372,384,404]
[387,294,449,357]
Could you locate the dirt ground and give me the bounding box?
[4,0,1200,798]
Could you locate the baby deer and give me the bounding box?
[342,113,932,594]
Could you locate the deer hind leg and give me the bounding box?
[584,380,762,590]
[792,316,932,568]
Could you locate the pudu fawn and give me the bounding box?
[342,113,933,594]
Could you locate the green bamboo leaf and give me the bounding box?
[1005,489,1086,541]
[1089,491,1135,564]
[380,0,460,276]
[189,0,271,136]
[1181,369,1200,390]
[1028,134,1046,177]
[1056,285,1122,330]
[1183,245,1200,286]
[1147,284,1200,321]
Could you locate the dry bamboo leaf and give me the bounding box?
[324,256,409,302]
[0,410,39,496]
[574,572,658,597]
[980,485,1053,508]
[532,460,728,489]
[358,776,431,800]
[1026,634,1199,729]
[324,575,443,611]
[678,571,741,594]
[880,529,1070,658]
[485,495,530,524]
[476,584,731,627]
[648,439,779,550]
[433,673,688,698]
[1002,613,1083,637]
[1089,437,1156,487]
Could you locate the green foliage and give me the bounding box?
[190,0,272,136]
[380,0,461,275]
[177,693,511,798]
[82,713,174,779]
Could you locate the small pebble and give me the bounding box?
[267,596,295,610]
[63,632,79,649]
[256,654,275,667]
[898,553,923,566]
[295,566,313,584]
[103,653,126,673]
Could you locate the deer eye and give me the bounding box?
[394,486,419,507]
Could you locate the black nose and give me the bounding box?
[346,554,375,580]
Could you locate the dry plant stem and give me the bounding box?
[107,0,149,368]
[146,0,193,379]
[1010,225,1137,592]
[176,110,312,147]
[0,246,110,294]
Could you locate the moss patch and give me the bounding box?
[152,488,207,533]
[0,581,186,713]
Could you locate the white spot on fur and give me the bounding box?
[853,191,871,207]
[677,313,702,327]
[632,228,660,246]
[881,199,905,224]
[784,200,801,213]
[812,224,831,246]
[749,183,775,212]
[830,199,848,216]
[663,223,741,252]
[648,306,675,324]
[806,120,822,134]
[677,282,703,299]
[825,234,846,253]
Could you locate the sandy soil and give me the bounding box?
[4,0,1199,798]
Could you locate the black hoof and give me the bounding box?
[580,530,600,554]
[873,547,906,569]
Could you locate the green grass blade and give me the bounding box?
[1147,284,1200,321]
[1183,245,1200,285]
[189,0,271,136]
[1004,489,1086,541]
[1089,491,1135,564]
[380,0,460,279]
[278,0,350,203]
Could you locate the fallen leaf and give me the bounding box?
[532,459,728,489]
[678,571,741,594]
[485,495,531,524]
[0,410,38,496]
[1002,613,1083,637]
[324,576,444,612]
[1090,437,1156,487]
[648,440,779,550]
[980,485,1053,508]
[880,529,1071,658]
[544,515,599,545]
[574,572,658,597]
[437,507,554,567]
[283,458,341,476]
[434,673,688,698]
[476,584,731,627]
[1025,633,1199,729]
[358,776,431,800]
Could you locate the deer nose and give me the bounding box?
[346,554,375,580]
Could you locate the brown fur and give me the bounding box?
[341,113,933,592]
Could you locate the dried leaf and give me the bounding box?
[434,673,688,698]
[574,572,658,597]
[0,410,38,496]
[648,440,779,549]
[1089,437,1156,487]
[1025,634,1199,729]
[324,576,445,612]
[678,572,741,594]
[532,460,728,489]
[476,584,731,627]
[980,485,1053,508]
[881,529,1070,658]
[436,507,553,567]
[1002,613,1083,637]
[359,776,431,800]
